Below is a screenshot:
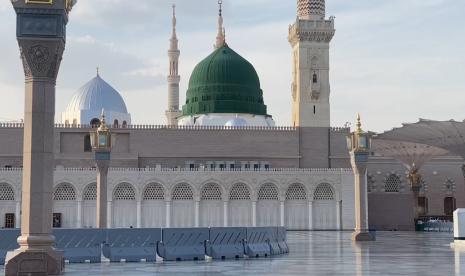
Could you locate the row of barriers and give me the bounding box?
[416,220,454,233]
[0,227,288,264]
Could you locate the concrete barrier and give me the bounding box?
[206,227,246,259]
[276,227,289,254]
[102,228,161,262]
[157,228,209,261]
[53,229,105,263]
[245,227,272,258]
[0,229,20,265]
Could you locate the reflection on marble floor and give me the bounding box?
[2,231,464,276]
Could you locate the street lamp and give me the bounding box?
[347,114,375,241]
[90,111,114,228]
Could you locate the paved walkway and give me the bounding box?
[2,231,463,275]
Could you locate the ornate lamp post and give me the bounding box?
[90,112,113,229]
[347,114,375,241]
[5,1,75,275]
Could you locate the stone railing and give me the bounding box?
[0,167,352,173]
[0,123,298,132]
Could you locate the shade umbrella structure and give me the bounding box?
[375,119,465,220]
[376,119,465,159]
[371,139,449,172]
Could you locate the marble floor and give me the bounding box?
[2,231,464,275]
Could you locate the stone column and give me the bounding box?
[107,201,112,228]
[280,200,285,227]
[15,201,21,228]
[96,160,110,228]
[223,201,228,227]
[336,200,342,230]
[6,1,73,275]
[308,201,313,230]
[76,200,82,228]
[252,201,257,227]
[194,200,200,227]
[136,200,142,228]
[165,200,171,228]
[350,151,375,241]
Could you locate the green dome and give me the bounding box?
[182,45,268,116]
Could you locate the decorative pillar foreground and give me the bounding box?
[347,115,375,241]
[5,1,74,275]
[90,113,113,229]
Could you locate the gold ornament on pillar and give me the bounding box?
[346,114,371,153]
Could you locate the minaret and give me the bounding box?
[166,4,182,125]
[215,0,226,49]
[289,0,335,127]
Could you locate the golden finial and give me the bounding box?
[356,113,362,132]
[218,0,223,16]
[96,67,100,77]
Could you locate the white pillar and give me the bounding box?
[336,200,342,230]
[223,201,228,227]
[308,201,313,230]
[15,201,21,228]
[76,200,82,228]
[280,201,285,227]
[107,201,112,228]
[252,201,257,227]
[165,200,171,228]
[136,201,142,228]
[195,200,200,227]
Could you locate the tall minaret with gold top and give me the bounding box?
[289,0,335,127]
[166,4,182,125]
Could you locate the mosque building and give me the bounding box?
[0,0,463,231]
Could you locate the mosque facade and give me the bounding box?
[0,0,463,231]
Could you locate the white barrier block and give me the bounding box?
[454,209,465,248]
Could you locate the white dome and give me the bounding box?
[61,74,131,125]
[66,74,128,114]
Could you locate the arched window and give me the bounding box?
[285,184,307,201]
[72,119,77,126]
[258,183,279,200]
[201,183,222,201]
[0,183,15,201]
[113,183,136,201]
[113,119,119,128]
[90,118,100,128]
[172,183,194,200]
[229,183,251,200]
[312,72,318,83]
[384,174,401,193]
[83,183,97,201]
[84,134,92,152]
[122,121,127,128]
[143,183,165,200]
[53,183,77,201]
[444,197,456,216]
[314,183,334,200]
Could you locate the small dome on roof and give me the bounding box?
[225,117,248,127]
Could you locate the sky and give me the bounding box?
[0,0,464,132]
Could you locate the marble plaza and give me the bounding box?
[1,231,461,276]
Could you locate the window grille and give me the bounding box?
[143,183,165,200]
[229,183,251,200]
[285,184,307,200]
[0,183,14,201]
[313,183,334,200]
[444,178,456,193]
[367,173,376,193]
[83,183,97,201]
[384,174,401,193]
[258,183,279,201]
[53,183,76,201]
[172,183,194,200]
[201,183,222,200]
[113,183,136,200]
